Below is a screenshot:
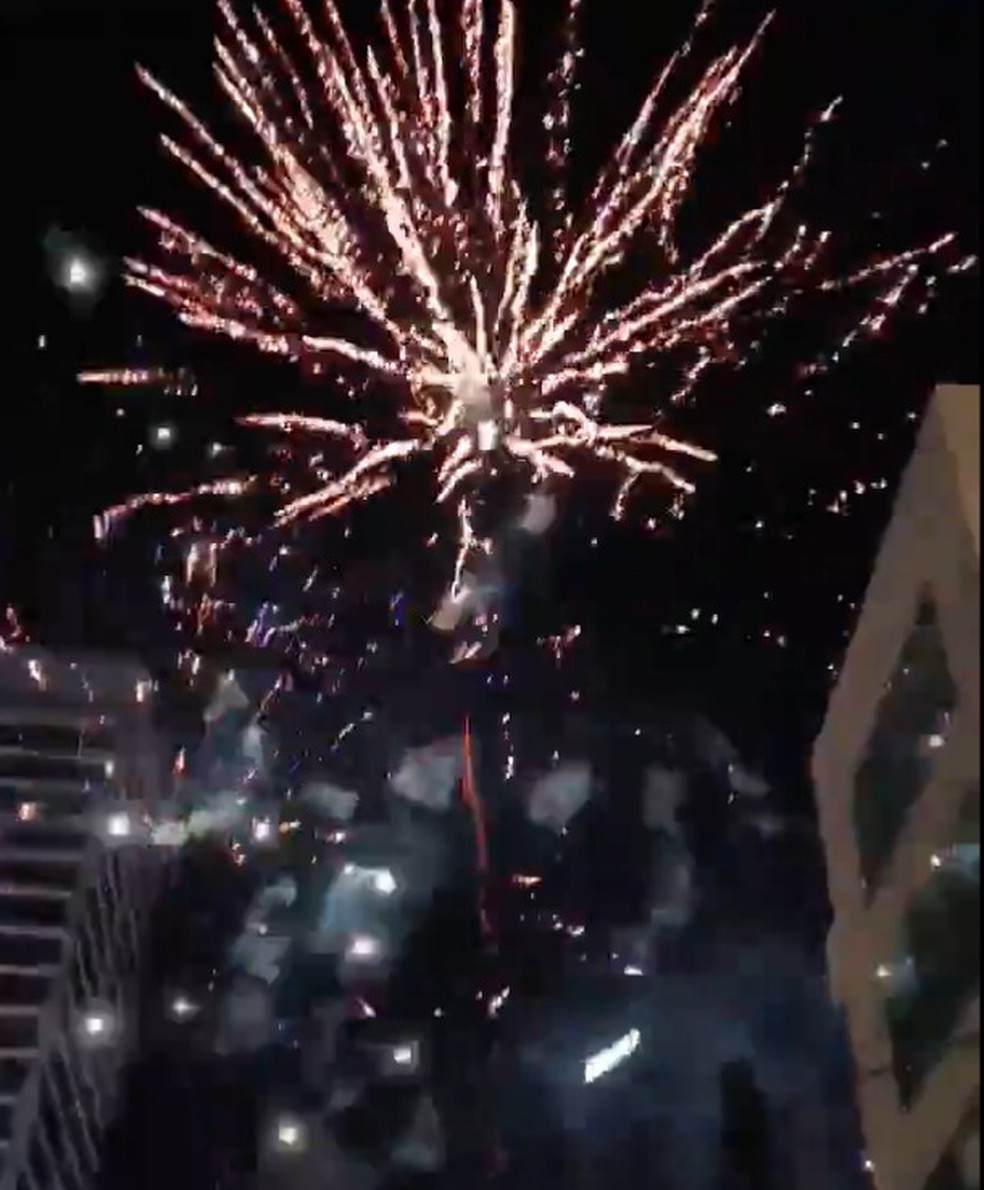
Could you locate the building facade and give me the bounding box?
[0,649,167,1190]
[813,385,980,1190]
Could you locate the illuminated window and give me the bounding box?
[853,599,957,896]
[884,789,979,1106]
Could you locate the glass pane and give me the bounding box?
[853,600,957,896]
[885,799,980,1105]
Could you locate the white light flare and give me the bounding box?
[168,992,201,1022]
[77,1002,121,1050]
[60,250,102,295]
[583,1028,641,1085]
[272,1114,308,1153]
[345,933,384,963]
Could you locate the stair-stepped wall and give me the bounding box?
[0,650,169,1190]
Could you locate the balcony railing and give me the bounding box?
[0,650,167,1189]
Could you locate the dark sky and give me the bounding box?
[1,0,979,783]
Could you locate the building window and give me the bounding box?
[853,598,956,896]
[882,789,979,1107]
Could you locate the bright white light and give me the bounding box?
[583,1028,641,1085]
[106,811,133,840]
[488,987,511,1018]
[274,1115,307,1153]
[252,818,274,843]
[67,258,90,288]
[63,253,96,292]
[77,1003,118,1048]
[372,869,398,896]
[929,843,980,877]
[169,993,200,1022]
[624,965,645,977]
[476,419,500,452]
[380,1039,421,1077]
[346,934,383,963]
[926,732,946,751]
[391,1043,418,1068]
[150,423,177,450]
[875,957,917,991]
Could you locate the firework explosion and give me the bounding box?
[93,0,970,648]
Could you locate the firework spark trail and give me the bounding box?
[461,716,493,940]
[100,0,971,616]
[77,367,199,394]
[96,478,257,541]
[0,607,29,651]
[544,0,583,256]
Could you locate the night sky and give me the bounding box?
[0,2,978,1187]
[1,1,978,809]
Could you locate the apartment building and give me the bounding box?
[0,648,167,1189]
[813,385,980,1190]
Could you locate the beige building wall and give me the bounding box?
[813,385,980,1190]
